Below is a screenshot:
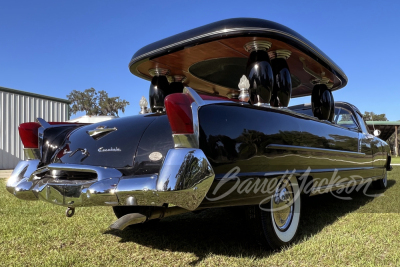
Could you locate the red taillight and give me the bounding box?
[19,122,40,148]
[165,93,194,134]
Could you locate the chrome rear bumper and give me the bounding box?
[6,148,214,211]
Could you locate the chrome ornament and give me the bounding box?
[139,96,149,114]
[87,126,117,139]
[238,75,250,102]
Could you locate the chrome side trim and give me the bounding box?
[23,148,40,160]
[266,144,366,156]
[184,87,205,106]
[191,102,200,148]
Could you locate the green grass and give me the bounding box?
[391,157,400,164]
[1,168,400,266]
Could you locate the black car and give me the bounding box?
[6,18,392,250]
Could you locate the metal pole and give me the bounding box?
[396,126,398,156]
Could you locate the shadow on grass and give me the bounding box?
[104,180,396,264]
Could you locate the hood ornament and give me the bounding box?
[238,75,250,102]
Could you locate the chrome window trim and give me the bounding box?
[336,107,361,132]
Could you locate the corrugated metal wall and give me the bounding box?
[0,90,69,169]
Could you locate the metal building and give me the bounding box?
[0,86,70,169]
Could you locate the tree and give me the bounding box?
[67,88,129,117]
[363,111,388,121]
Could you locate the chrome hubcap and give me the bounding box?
[272,180,294,231]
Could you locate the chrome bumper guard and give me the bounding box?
[6,148,215,211]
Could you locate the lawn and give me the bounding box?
[391,157,400,164]
[1,168,400,266]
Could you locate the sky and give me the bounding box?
[1,0,399,120]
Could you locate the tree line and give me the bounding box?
[67,88,129,117]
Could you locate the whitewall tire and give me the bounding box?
[247,174,301,250]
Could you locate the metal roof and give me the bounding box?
[366,121,400,141]
[0,86,70,104]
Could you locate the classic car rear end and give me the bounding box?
[6,18,392,250]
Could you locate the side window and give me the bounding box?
[336,109,359,131]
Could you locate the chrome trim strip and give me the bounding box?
[37,118,51,129]
[266,144,366,156]
[129,27,347,86]
[184,87,205,106]
[191,102,200,148]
